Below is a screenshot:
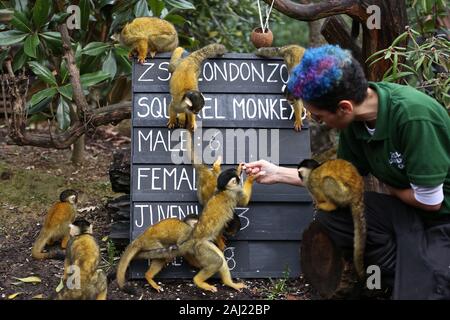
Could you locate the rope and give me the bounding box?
[257,0,275,32]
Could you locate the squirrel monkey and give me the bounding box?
[56,219,107,300]
[116,215,230,293]
[255,45,307,131]
[186,131,244,248]
[32,189,78,260]
[116,217,203,293]
[297,159,366,278]
[139,166,254,292]
[120,17,178,64]
[168,44,227,131]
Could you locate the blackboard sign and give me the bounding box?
[130,53,314,279]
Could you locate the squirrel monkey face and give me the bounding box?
[59,189,79,204]
[297,159,320,183]
[69,218,93,236]
[182,91,205,115]
[217,168,241,191]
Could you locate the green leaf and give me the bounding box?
[32,0,50,29]
[50,12,72,24]
[12,47,28,71]
[56,97,71,131]
[57,84,73,100]
[113,45,129,57]
[99,0,115,9]
[40,32,62,46]
[27,96,52,114]
[391,31,407,47]
[102,51,117,79]
[80,0,90,30]
[384,50,392,60]
[0,30,27,45]
[28,87,57,113]
[40,32,63,53]
[28,61,57,86]
[80,71,110,88]
[0,49,9,66]
[384,71,414,82]
[11,11,32,33]
[115,52,132,75]
[75,43,82,67]
[82,42,110,56]
[60,60,69,84]
[24,34,40,58]
[110,10,130,34]
[149,0,165,17]
[164,14,185,26]
[134,0,151,17]
[165,0,195,10]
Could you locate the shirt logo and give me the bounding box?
[389,151,405,169]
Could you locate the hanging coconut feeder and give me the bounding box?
[251,0,275,48]
[250,27,274,48]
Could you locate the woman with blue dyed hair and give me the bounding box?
[245,44,450,299]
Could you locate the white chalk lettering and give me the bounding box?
[138,63,155,81]
[157,62,170,81]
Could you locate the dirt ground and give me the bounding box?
[0,122,317,300]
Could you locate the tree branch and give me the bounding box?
[321,16,363,64]
[7,101,132,149]
[58,24,89,116]
[262,0,362,21]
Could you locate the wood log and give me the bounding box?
[106,194,130,221]
[300,220,362,299]
[109,147,131,193]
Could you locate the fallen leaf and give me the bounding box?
[32,294,44,299]
[55,279,64,293]
[101,236,109,242]
[12,276,41,284]
[8,292,22,299]
[78,206,97,213]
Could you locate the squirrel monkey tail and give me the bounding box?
[351,195,366,279]
[31,232,64,260]
[116,243,141,290]
[255,47,281,58]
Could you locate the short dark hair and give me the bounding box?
[287,45,368,113]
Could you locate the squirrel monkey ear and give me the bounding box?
[69,224,80,237]
[183,97,193,107]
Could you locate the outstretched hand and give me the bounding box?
[242,160,280,185]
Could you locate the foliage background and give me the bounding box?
[0,0,447,134]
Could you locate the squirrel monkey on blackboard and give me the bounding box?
[117,217,217,293]
[297,159,366,278]
[56,219,107,300]
[137,166,254,292]
[168,43,227,131]
[120,17,178,64]
[186,131,243,247]
[116,215,231,293]
[32,189,79,260]
[255,45,307,131]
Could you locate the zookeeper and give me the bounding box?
[244,45,450,300]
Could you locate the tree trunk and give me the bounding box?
[71,135,85,165]
[264,0,408,80]
[109,147,131,193]
[298,0,325,47]
[301,220,362,299]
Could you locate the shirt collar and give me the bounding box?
[351,82,389,141]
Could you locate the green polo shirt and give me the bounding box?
[338,82,450,216]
